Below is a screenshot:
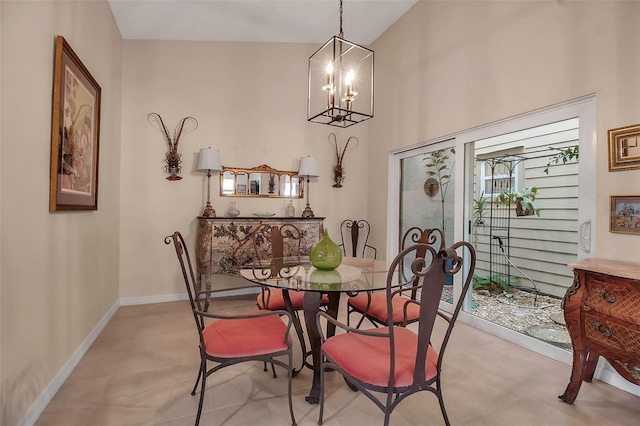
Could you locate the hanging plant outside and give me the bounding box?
[544,145,579,174]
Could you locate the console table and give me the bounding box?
[195,217,325,302]
[559,258,640,403]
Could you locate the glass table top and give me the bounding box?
[239,257,410,293]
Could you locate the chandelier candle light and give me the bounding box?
[196,147,222,218]
[308,0,374,128]
[298,156,319,218]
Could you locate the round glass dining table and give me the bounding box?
[240,257,401,404]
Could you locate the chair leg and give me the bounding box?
[191,358,204,396]
[318,358,325,425]
[195,365,207,426]
[262,361,277,378]
[436,380,451,426]
[287,352,297,426]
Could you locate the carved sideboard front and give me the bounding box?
[559,258,640,404]
[195,216,324,293]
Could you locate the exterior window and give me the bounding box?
[479,159,521,198]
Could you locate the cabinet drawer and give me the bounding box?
[584,275,640,323]
[582,311,640,357]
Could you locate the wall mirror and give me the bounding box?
[220,164,304,198]
[608,123,640,171]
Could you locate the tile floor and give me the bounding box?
[35,295,640,426]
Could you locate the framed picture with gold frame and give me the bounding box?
[610,195,640,234]
[608,124,640,172]
[49,35,101,211]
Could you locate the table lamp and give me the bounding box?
[196,147,222,217]
[298,156,319,217]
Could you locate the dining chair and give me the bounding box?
[317,239,476,426]
[251,223,330,311]
[166,231,297,426]
[347,227,445,329]
[252,223,305,311]
[250,223,328,375]
[338,219,377,259]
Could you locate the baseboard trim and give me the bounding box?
[20,300,120,426]
[119,287,260,306]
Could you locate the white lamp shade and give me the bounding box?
[298,156,319,177]
[196,148,222,172]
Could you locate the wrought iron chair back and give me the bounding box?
[339,219,377,259]
[347,227,445,328]
[251,222,302,295]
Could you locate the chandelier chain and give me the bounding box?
[339,0,343,38]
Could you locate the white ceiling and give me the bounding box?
[108,0,417,45]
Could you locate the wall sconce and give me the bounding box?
[308,0,374,128]
[147,113,198,181]
[196,147,222,217]
[329,133,358,188]
[298,156,319,217]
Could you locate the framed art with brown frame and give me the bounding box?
[608,123,640,172]
[610,195,640,234]
[49,35,101,211]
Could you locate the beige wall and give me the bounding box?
[119,40,370,298]
[5,0,640,423]
[368,0,640,261]
[0,1,121,423]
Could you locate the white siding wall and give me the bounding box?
[473,118,579,297]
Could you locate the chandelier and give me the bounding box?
[307,0,374,128]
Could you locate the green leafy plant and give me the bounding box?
[473,191,489,226]
[544,145,579,174]
[424,147,455,231]
[473,273,519,293]
[496,186,540,217]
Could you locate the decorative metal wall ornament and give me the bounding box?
[147,113,198,180]
[424,178,440,197]
[308,0,374,128]
[329,133,359,188]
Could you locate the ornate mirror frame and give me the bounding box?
[608,124,640,172]
[220,164,304,198]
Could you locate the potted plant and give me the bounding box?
[473,191,489,226]
[497,186,541,217]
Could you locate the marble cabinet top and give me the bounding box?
[568,258,640,281]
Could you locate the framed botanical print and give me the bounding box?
[49,35,101,211]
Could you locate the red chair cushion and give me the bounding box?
[348,293,420,324]
[257,289,329,310]
[322,327,438,388]
[202,311,290,358]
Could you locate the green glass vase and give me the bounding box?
[310,231,342,270]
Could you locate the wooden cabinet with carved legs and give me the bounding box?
[560,258,640,403]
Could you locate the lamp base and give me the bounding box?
[202,203,216,218]
[301,204,314,218]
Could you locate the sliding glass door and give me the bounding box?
[389,96,596,352]
[389,139,456,305]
